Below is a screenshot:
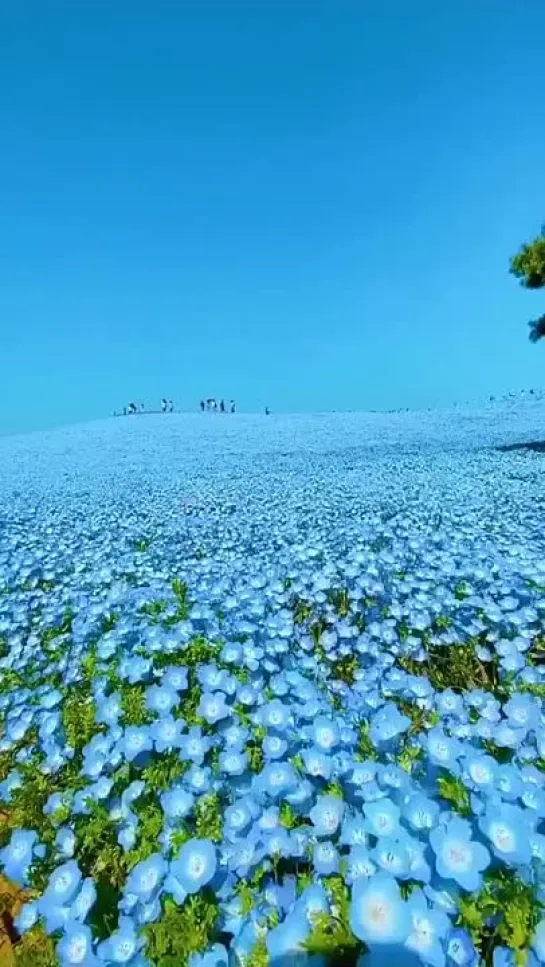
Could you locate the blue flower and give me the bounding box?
[311,716,340,752]
[97,915,145,963]
[14,900,39,935]
[0,829,42,885]
[309,794,345,838]
[197,692,231,725]
[302,747,333,781]
[162,666,188,692]
[478,803,532,866]
[57,921,99,967]
[350,872,410,945]
[313,840,340,876]
[189,943,229,967]
[258,762,298,799]
[364,799,401,838]
[160,785,194,821]
[119,726,153,763]
[125,853,167,902]
[405,889,450,967]
[445,928,479,967]
[266,911,310,964]
[430,817,490,891]
[179,727,212,765]
[151,715,184,753]
[169,838,217,894]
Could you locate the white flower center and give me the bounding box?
[445,840,470,871]
[491,823,515,853]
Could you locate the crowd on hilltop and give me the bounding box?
[200,399,236,413]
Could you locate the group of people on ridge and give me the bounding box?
[201,399,236,413]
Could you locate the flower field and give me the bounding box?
[1,401,545,967]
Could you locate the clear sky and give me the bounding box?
[1,1,544,434]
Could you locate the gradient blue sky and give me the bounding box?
[1,1,545,434]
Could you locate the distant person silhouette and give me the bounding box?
[230,400,236,414]
[200,400,205,412]
[128,402,137,414]
[220,399,226,413]
[265,407,270,416]
[168,400,173,412]
[161,398,168,413]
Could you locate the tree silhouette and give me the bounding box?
[510,226,545,341]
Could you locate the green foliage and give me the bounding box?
[143,752,187,792]
[195,793,222,843]
[329,653,358,686]
[243,936,269,967]
[13,927,58,967]
[325,588,351,617]
[398,638,501,695]
[125,800,164,869]
[144,893,219,967]
[140,600,167,620]
[75,801,127,887]
[510,227,545,289]
[61,689,99,753]
[132,536,154,552]
[356,721,378,761]
[291,596,313,625]
[437,772,471,817]
[458,869,543,966]
[303,875,361,962]
[120,683,153,726]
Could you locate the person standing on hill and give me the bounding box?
[230,400,236,414]
[161,398,168,413]
[220,399,226,413]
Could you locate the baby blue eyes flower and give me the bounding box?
[311,716,340,752]
[258,762,298,799]
[160,785,194,821]
[403,795,440,833]
[151,715,184,753]
[309,794,345,838]
[364,799,401,838]
[179,727,212,765]
[430,817,490,891]
[426,729,462,770]
[161,665,188,692]
[119,726,153,763]
[350,872,410,946]
[313,840,340,876]
[170,838,217,894]
[405,889,450,967]
[125,853,167,902]
[197,692,231,725]
[97,915,145,963]
[14,899,39,935]
[218,749,248,776]
[446,928,479,967]
[145,684,179,715]
[57,921,98,966]
[42,860,83,908]
[478,803,531,866]
[0,829,42,885]
[532,919,545,963]
[369,703,411,745]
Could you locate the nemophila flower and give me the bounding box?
[224,800,254,840]
[145,683,179,715]
[311,715,340,752]
[57,921,99,967]
[197,691,231,725]
[96,693,122,726]
[265,828,293,859]
[262,734,288,760]
[364,799,401,838]
[403,794,440,833]
[405,889,450,967]
[118,821,138,851]
[461,753,497,793]
[372,835,411,879]
[0,769,23,803]
[151,715,185,753]
[225,831,266,877]
[219,749,248,776]
[14,900,39,935]
[55,827,76,859]
[97,915,145,963]
[346,845,377,884]
[445,928,479,967]
[179,727,212,765]
[185,764,213,795]
[309,794,345,838]
[70,878,97,923]
[170,838,217,894]
[125,854,167,903]
[369,703,411,745]
[221,723,250,749]
[259,699,291,732]
[430,817,490,891]
[340,815,369,848]
[295,883,330,923]
[119,726,153,763]
[160,784,194,821]
[162,665,188,692]
[426,729,462,771]
[436,689,464,718]
[531,919,545,963]
[0,829,43,885]
[258,761,298,799]
[495,764,524,802]
[350,872,410,946]
[266,911,310,964]
[302,746,333,781]
[478,803,532,865]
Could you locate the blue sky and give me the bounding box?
[1,1,544,434]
